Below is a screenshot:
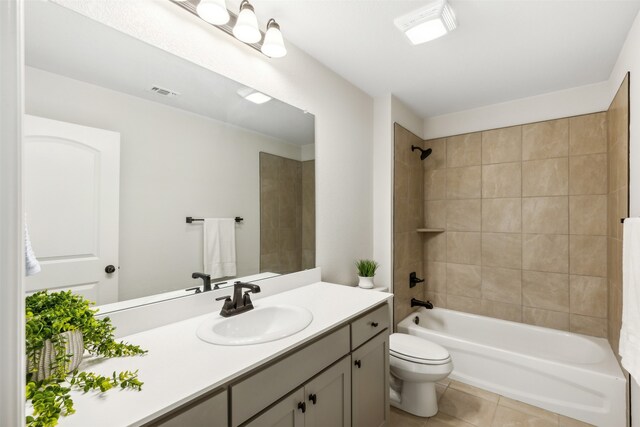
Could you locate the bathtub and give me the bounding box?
[397,308,626,427]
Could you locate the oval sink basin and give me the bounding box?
[197,305,313,346]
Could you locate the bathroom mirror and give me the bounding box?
[22,1,315,310]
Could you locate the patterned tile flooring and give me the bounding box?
[390,378,595,427]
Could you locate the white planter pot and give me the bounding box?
[27,330,84,381]
[358,276,374,289]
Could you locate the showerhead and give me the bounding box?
[411,145,432,160]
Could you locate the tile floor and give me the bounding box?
[390,378,595,427]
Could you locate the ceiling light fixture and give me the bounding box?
[196,0,230,25]
[233,0,261,44]
[394,0,457,45]
[261,19,287,58]
[237,88,272,104]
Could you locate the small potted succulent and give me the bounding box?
[355,259,379,289]
[25,290,147,427]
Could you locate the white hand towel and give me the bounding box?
[620,218,640,378]
[203,218,236,279]
[25,222,41,276]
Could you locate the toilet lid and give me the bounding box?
[390,333,450,363]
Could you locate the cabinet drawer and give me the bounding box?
[231,326,350,427]
[350,304,389,350]
[147,388,227,427]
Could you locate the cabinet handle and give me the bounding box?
[309,393,317,405]
[354,359,361,368]
[297,401,306,413]
[371,322,379,327]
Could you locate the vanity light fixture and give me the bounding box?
[196,0,230,25]
[394,0,457,45]
[233,0,261,44]
[171,0,287,58]
[261,19,287,58]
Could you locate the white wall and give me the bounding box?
[25,66,307,300]
[51,0,374,285]
[423,81,611,139]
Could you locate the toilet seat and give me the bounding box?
[390,333,451,366]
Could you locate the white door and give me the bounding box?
[24,115,120,304]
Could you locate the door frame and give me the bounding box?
[0,0,24,426]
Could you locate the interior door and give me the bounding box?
[23,114,120,304]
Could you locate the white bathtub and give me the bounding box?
[397,308,626,427]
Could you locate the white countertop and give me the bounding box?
[56,282,392,426]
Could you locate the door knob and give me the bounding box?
[105,265,116,274]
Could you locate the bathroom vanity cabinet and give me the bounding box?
[147,303,390,427]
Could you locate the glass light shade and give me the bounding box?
[405,18,447,45]
[233,5,261,44]
[261,23,287,58]
[196,0,229,25]
[244,92,272,104]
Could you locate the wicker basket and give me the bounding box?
[28,330,84,381]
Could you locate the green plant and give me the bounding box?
[25,290,147,427]
[355,259,379,277]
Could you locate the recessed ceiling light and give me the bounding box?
[394,0,457,45]
[237,88,272,104]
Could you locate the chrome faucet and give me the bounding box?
[215,281,261,317]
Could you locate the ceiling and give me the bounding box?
[252,0,640,118]
[24,1,315,146]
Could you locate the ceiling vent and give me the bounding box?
[394,0,457,45]
[149,86,180,97]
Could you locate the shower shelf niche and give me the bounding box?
[416,228,445,233]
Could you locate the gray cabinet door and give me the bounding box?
[352,332,390,427]
[305,356,351,427]
[245,388,305,427]
[148,388,227,427]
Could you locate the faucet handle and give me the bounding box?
[215,295,231,302]
[242,291,255,307]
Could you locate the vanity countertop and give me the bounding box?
[56,282,392,427]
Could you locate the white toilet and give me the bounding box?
[389,333,453,417]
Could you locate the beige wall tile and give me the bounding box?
[569,195,607,235]
[482,126,522,165]
[482,162,521,198]
[425,200,447,229]
[482,198,522,233]
[447,199,481,231]
[447,166,481,199]
[522,270,569,312]
[447,232,481,265]
[569,235,607,277]
[447,294,484,316]
[425,168,446,200]
[447,263,482,298]
[569,154,607,195]
[425,232,447,262]
[394,162,409,201]
[427,261,447,293]
[569,112,607,156]
[522,307,570,331]
[523,234,569,273]
[424,138,446,170]
[522,157,569,197]
[522,118,569,160]
[570,314,607,337]
[482,233,522,269]
[570,275,607,317]
[522,196,569,234]
[425,291,447,309]
[481,266,521,304]
[447,133,481,168]
[482,300,522,322]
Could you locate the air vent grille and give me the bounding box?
[150,86,180,97]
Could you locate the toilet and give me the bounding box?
[389,333,453,417]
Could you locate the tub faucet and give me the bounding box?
[215,281,261,317]
[411,298,433,309]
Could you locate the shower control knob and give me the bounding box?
[105,265,116,274]
[354,360,361,368]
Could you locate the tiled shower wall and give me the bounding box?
[421,113,610,337]
[607,74,630,353]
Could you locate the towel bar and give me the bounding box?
[186,216,243,223]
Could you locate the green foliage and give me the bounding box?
[25,290,147,427]
[355,259,379,277]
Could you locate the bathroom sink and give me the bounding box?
[197,305,313,346]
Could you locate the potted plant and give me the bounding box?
[355,259,379,289]
[25,290,147,427]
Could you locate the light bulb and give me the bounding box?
[196,0,229,26]
[233,1,261,44]
[261,19,287,58]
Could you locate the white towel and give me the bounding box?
[620,218,640,378]
[25,222,41,276]
[203,218,236,279]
